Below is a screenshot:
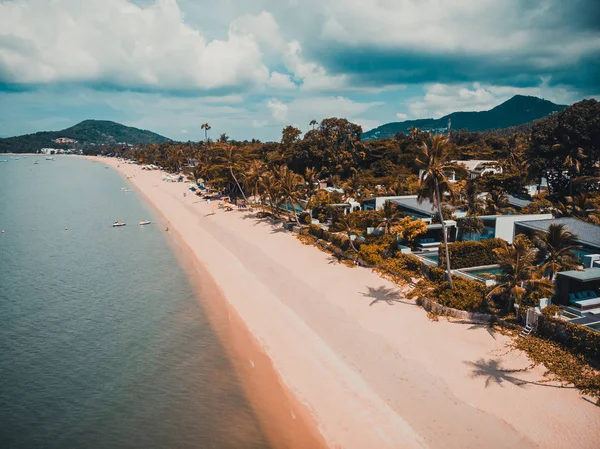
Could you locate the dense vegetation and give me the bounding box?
[0,120,171,153]
[362,95,566,140]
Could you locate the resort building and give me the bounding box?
[461,214,553,244]
[452,160,503,179]
[514,217,600,263]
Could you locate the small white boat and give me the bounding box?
[33,161,39,165]
[139,220,151,226]
[0,159,7,163]
[46,157,55,161]
[112,221,126,227]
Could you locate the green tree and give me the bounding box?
[415,134,463,288]
[456,216,485,241]
[275,166,305,226]
[485,188,514,215]
[392,216,427,248]
[533,223,582,280]
[376,200,402,234]
[201,123,211,143]
[488,235,553,312]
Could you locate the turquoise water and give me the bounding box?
[466,267,504,279]
[0,156,269,448]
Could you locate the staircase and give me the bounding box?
[519,323,534,337]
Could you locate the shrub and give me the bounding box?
[380,253,427,276]
[358,244,384,265]
[439,238,504,269]
[537,315,600,362]
[433,277,487,312]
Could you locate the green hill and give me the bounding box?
[0,120,171,153]
[362,95,567,140]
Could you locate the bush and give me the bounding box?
[433,277,487,312]
[358,244,384,265]
[439,238,504,269]
[380,253,427,276]
[537,315,600,362]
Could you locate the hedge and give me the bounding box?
[439,238,504,269]
[537,313,600,362]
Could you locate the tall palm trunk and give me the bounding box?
[229,166,248,203]
[435,179,454,289]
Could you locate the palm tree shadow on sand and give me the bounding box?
[466,358,576,390]
[361,285,416,306]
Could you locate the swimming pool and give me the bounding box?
[466,267,504,279]
[455,265,504,285]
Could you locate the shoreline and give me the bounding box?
[92,156,600,449]
[123,165,328,449]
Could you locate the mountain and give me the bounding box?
[0,120,171,153]
[362,95,567,140]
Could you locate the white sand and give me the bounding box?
[100,157,599,449]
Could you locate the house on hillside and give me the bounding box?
[461,214,553,243]
[453,160,503,179]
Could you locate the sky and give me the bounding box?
[0,0,599,141]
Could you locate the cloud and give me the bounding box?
[283,40,347,91]
[396,113,408,120]
[0,0,272,91]
[264,95,382,131]
[267,98,289,123]
[406,81,587,119]
[267,72,297,90]
[308,0,600,90]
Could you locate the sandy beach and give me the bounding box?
[97,157,599,449]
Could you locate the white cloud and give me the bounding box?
[283,40,347,91]
[396,113,408,120]
[406,81,585,119]
[181,129,188,134]
[267,98,289,123]
[267,71,297,90]
[0,0,271,90]
[319,0,600,66]
[252,119,268,128]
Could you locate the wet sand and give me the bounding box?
[97,156,600,449]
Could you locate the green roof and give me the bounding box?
[557,267,600,281]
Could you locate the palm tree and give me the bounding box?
[561,145,586,196]
[201,123,211,143]
[335,215,359,253]
[533,223,582,280]
[275,166,304,226]
[243,160,265,202]
[485,188,514,215]
[488,236,553,312]
[303,167,320,220]
[456,216,485,241]
[260,170,280,216]
[415,134,463,288]
[376,200,402,234]
[215,144,248,203]
[309,119,318,130]
[462,179,485,215]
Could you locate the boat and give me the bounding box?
[0,159,7,163]
[139,220,151,226]
[33,161,39,165]
[112,221,126,227]
[46,157,55,161]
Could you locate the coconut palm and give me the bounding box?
[376,200,402,234]
[334,215,359,253]
[275,166,304,226]
[533,223,582,280]
[415,134,464,288]
[462,179,485,215]
[485,188,514,215]
[561,145,586,196]
[260,170,280,216]
[456,216,485,241]
[216,145,249,203]
[244,160,266,202]
[309,119,318,130]
[488,235,553,312]
[201,123,211,143]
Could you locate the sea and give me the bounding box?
[0,155,271,449]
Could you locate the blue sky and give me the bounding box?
[0,0,599,141]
